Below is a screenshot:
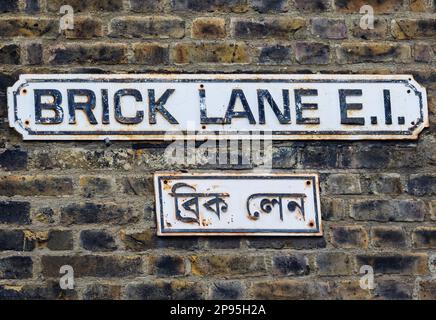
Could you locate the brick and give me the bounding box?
[80,230,116,251]
[0,257,32,279]
[334,0,404,13]
[172,0,248,13]
[0,282,77,299]
[374,279,413,300]
[331,225,368,248]
[207,237,240,249]
[133,43,169,65]
[83,284,121,300]
[371,227,407,248]
[110,16,185,39]
[41,255,142,277]
[47,230,73,251]
[272,146,298,168]
[210,281,244,299]
[149,255,185,276]
[61,203,137,225]
[190,255,266,276]
[295,42,330,65]
[126,280,205,300]
[117,176,154,196]
[258,45,292,64]
[48,43,128,65]
[34,207,55,224]
[413,227,436,249]
[321,198,345,221]
[419,280,436,300]
[0,44,20,65]
[414,43,433,63]
[191,17,226,39]
[25,0,39,13]
[250,280,330,299]
[0,0,19,12]
[431,200,436,221]
[351,18,389,40]
[311,18,347,39]
[272,255,310,276]
[410,0,432,12]
[0,18,57,38]
[324,174,361,195]
[0,230,25,251]
[294,0,330,12]
[120,229,199,251]
[248,237,326,250]
[331,280,372,299]
[252,0,288,12]
[232,18,305,40]
[316,252,353,276]
[300,145,337,167]
[355,254,428,275]
[172,42,249,64]
[337,43,411,64]
[0,149,27,170]
[79,176,114,198]
[407,174,435,196]
[340,145,390,169]
[26,42,43,65]
[361,174,403,195]
[63,16,103,39]
[47,0,123,12]
[351,200,426,222]
[0,201,31,225]
[392,18,436,39]
[0,176,73,196]
[130,0,165,12]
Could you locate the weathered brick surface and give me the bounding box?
[0,0,433,300]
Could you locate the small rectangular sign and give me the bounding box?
[8,74,428,140]
[154,172,322,236]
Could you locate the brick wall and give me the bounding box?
[0,0,435,300]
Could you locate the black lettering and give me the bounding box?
[339,89,365,125]
[199,88,225,124]
[384,89,392,125]
[34,89,63,124]
[68,89,97,125]
[148,89,178,124]
[101,89,110,124]
[114,89,144,124]
[224,89,256,124]
[294,89,320,124]
[257,89,290,124]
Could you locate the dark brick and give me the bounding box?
[413,227,436,248]
[172,0,248,12]
[0,256,33,279]
[352,18,388,40]
[83,284,121,300]
[361,174,403,195]
[273,255,310,276]
[61,203,137,225]
[150,255,185,276]
[295,42,330,65]
[110,17,185,39]
[210,281,244,299]
[252,0,288,12]
[0,44,20,65]
[392,18,436,39]
[117,176,154,196]
[0,282,77,300]
[130,0,165,12]
[80,230,117,251]
[294,0,329,12]
[0,149,28,171]
[0,201,31,225]
[26,43,43,65]
[351,200,426,222]
[300,145,337,167]
[25,0,39,13]
[190,255,266,276]
[316,252,353,276]
[79,176,114,198]
[340,146,390,169]
[47,0,123,12]
[41,255,142,277]
[0,18,57,38]
[126,280,205,300]
[371,227,407,248]
[334,0,404,13]
[419,280,436,300]
[172,42,249,64]
[63,17,103,39]
[0,176,73,196]
[133,44,169,64]
[207,237,240,249]
[0,0,19,12]
[356,254,428,275]
[0,230,25,251]
[250,280,330,299]
[407,174,435,196]
[311,18,347,39]
[48,43,128,65]
[232,18,305,40]
[247,237,326,250]
[337,43,411,64]
[272,146,298,168]
[258,45,291,64]
[321,198,345,221]
[324,174,361,195]
[47,230,73,251]
[331,225,368,248]
[375,279,413,300]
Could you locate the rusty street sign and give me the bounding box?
[154,172,322,236]
[7,74,428,140]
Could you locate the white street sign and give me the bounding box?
[154,172,322,236]
[7,74,428,140]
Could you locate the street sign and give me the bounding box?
[154,172,322,236]
[8,74,428,140]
